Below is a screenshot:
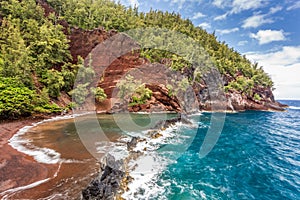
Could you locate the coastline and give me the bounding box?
[0,112,94,199]
[0,106,288,199]
[0,116,60,198]
[82,114,191,199]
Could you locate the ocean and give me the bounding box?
[5,100,300,199]
[123,100,300,199]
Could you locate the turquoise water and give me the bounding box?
[148,100,300,199]
[8,101,300,199]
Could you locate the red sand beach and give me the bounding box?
[0,115,100,199]
[0,118,59,199]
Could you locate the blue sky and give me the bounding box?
[116,0,300,99]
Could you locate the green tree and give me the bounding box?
[0,17,32,86]
[91,87,107,102]
[41,69,65,98]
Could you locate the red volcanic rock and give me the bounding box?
[69,27,117,64]
[98,52,148,99]
[146,84,181,112]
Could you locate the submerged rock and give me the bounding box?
[126,137,139,151]
[153,114,192,130]
[151,132,163,139]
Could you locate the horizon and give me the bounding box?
[115,0,300,100]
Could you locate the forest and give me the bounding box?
[0,0,273,119]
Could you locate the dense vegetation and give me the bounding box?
[47,0,273,94]
[0,0,273,119]
[0,0,106,119]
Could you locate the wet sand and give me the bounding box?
[0,118,58,198]
[0,117,99,199]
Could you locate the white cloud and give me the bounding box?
[269,5,282,14]
[214,13,228,21]
[212,0,268,20]
[250,29,286,45]
[198,22,211,30]
[246,46,300,99]
[216,27,239,35]
[212,0,267,12]
[242,14,274,28]
[287,1,300,11]
[130,0,139,7]
[242,5,282,29]
[247,46,300,66]
[238,40,248,46]
[191,12,206,20]
[169,0,186,8]
[230,0,267,14]
[212,0,228,8]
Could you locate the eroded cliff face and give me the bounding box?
[67,25,284,112]
[38,0,285,113]
[69,27,117,64]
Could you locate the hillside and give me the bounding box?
[0,0,285,120]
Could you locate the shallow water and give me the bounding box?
[3,113,175,199]
[4,102,300,199]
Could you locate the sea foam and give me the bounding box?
[8,113,91,164]
[121,120,197,199]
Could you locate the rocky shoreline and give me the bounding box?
[81,114,189,200]
[82,154,127,200]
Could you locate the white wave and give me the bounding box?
[188,112,203,116]
[38,193,64,200]
[8,113,91,164]
[122,152,171,200]
[122,122,187,199]
[121,116,203,199]
[0,178,51,199]
[31,112,93,127]
[9,126,62,164]
[95,141,129,160]
[124,130,149,138]
[288,106,300,110]
[0,162,62,199]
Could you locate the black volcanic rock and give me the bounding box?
[127,137,139,151]
[82,154,125,200]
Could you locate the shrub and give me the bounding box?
[253,93,261,101]
[129,85,152,106]
[69,83,90,105]
[40,69,65,98]
[91,87,107,102]
[0,78,35,119]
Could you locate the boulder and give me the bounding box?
[82,154,125,200]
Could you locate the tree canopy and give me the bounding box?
[0,0,274,118]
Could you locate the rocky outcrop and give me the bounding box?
[68,27,286,112]
[127,137,139,151]
[82,154,126,200]
[98,52,148,99]
[195,80,285,112]
[153,114,192,130]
